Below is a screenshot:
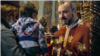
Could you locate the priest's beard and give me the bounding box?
[63,13,74,25]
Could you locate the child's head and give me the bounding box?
[50,26,58,33]
[19,2,38,19]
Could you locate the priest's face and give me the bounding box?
[58,2,74,25]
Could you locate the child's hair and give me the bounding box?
[19,2,38,18]
[50,26,58,33]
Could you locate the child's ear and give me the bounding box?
[32,13,36,17]
[32,13,37,19]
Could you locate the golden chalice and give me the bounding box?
[50,37,61,56]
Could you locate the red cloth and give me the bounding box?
[53,21,90,56]
[47,44,52,56]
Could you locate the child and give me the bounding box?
[11,2,48,56]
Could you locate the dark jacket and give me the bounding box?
[1,28,28,56]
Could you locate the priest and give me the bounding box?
[53,1,90,56]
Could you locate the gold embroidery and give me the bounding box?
[65,49,73,56]
[63,39,67,47]
[51,47,61,56]
[68,35,73,43]
[77,42,86,51]
[63,35,73,47]
[51,47,55,56]
[57,48,61,56]
[63,26,70,47]
[78,21,83,26]
[59,35,63,43]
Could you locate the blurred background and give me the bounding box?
[1,0,100,56]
